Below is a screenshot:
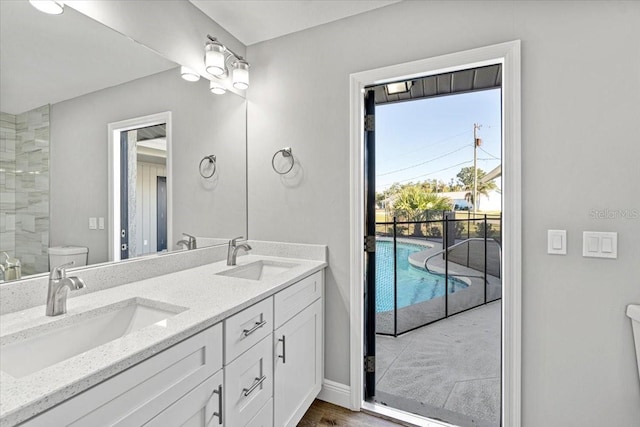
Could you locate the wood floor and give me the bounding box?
[298,400,404,426]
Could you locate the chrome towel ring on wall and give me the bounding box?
[272,147,295,175]
[199,154,217,178]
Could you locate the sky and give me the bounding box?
[375,88,502,193]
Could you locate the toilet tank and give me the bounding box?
[49,246,88,270]
[627,304,640,382]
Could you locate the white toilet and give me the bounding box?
[49,246,88,270]
[627,304,640,382]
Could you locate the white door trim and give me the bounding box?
[348,40,521,426]
[107,111,173,262]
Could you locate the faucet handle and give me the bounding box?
[230,236,244,246]
[50,261,75,280]
[183,233,196,241]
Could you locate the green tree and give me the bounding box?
[456,166,497,208]
[392,186,452,236]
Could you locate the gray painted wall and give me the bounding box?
[246,1,640,425]
[50,68,246,266]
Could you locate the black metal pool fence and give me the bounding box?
[375,211,502,336]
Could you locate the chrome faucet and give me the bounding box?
[46,261,87,316]
[227,236,252,266]
[176,233,197,250]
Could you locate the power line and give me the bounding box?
[378,160,474,189]
[378,144,470,176]
[377,158,498,190]
[385,129,472,159]
[478,146,500,160]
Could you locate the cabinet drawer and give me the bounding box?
[144,369,223,427]
[23,323,223,427]
[274,270,322,329]
[245,398,272,427]
[225,297,273,364]
[224,334,273,427]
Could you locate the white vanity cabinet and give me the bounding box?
[22,324,223,427]
[16,267,324,427]
[273,271,324,427]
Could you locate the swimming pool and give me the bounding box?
[375,240,468,312]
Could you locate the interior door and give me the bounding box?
[363,89,377,399]
[120,131,129,260]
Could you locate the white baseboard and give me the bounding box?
[317,379,352,409]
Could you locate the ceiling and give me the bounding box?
[0,1,176,115]
[189,0,401,46]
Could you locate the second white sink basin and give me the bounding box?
[216,260,299,281]
[0,298,186,378]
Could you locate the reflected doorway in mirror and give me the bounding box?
[108,112,172,262]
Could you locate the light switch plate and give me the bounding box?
[583,231,618,259]
[89,217,97,230]
[98,217,105,230]
[548,230,567,255]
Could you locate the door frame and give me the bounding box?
[108,111,172,262]
[348,41,521,426]
[156,175,168,252]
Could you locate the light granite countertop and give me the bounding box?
[0,254,326,426]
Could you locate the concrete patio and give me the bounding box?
[374,301,501,427]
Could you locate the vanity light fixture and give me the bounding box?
[29,0,64,15]
[205,40,226,76]
[210,81,226,95]
[232,60,250,90]
[205,35,250,91]
[180,66,200,82]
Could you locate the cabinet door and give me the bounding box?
[273,298,323,427]
[224,334,273,427]
[145,369,224,427]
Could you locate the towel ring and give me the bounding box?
[199,155,217,178]
[271,148,294,175]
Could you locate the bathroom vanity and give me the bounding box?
[0,245,326,427]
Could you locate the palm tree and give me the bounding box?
[392,186,452,236]
[456,166,497,209]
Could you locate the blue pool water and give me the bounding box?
[375,240,468,312]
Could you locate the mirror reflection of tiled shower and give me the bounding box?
[0,105,50,277]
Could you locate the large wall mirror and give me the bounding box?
[0,0,247,281]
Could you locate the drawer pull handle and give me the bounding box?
[243,375,267,397]
[278,335,286,364]
[243,320,267,337]
[212,384,223,425]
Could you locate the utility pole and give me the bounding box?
[473,123,482,213]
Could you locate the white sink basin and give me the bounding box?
[0,298,186,378]
[216,260,299,281]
